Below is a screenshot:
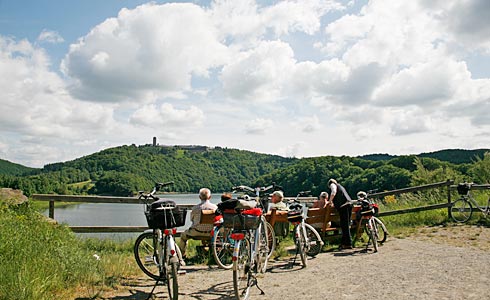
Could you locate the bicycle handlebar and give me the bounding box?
[231,182,284,196]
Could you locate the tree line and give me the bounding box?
[0,145,489,197]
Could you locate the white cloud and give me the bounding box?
[62,2,229,103]
[220,40,296,102]
[0,36,116,166]
[389,109,432,136]
[245,118,274,134]
[37,29,64,44]
[130,103,204,128]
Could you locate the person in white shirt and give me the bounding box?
[178,188,217,257]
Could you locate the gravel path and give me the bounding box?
[104,226,490,300]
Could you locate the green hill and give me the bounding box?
[418,149,489,164]
[37,145,297,196]
[1,145,489,197]
[0,159,37,176]
[359,149,489,164]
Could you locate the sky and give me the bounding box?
[1,0,489,168]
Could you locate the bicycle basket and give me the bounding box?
[145,199,187,229]
[457,183,471,195]
[222,209,261,230]
[287,203,303,223]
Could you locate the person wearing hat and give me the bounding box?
[270,190,288,211]
[327,179,353,249]
[269,190,289,237]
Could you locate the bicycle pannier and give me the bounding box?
[222,208,261,230]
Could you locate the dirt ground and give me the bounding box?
[95,225,490,300]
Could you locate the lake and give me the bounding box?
[42,194,206,240]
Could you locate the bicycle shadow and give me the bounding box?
[268,258,307,273]
[183,281,236,300]
[332,247,374,257]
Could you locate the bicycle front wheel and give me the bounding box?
[450,198,473,223]
[134,231,160,280]
[304,223,323,257]
[212,226,234,270]
[257,222,269,273]
[373,217,388,244]
[265,221,276,259]
[233,239,251,300]
[166,257,179,300]
[296,225,307,267]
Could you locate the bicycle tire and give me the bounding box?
[212,226,234,270]
[450,198,473,223]
[166,257,179,300]
[367,221,378,253]
[134,231,160,280]
[265,221,276,259]
[304,223,323,257]
[233,239,251,300]
[257,222,269,273]
[296,225,307,267]
[373,217,388,244]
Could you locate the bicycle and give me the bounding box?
[220,184,280,299]
[286,191,324,267]
[343,192,388,253]
[133,182,186,300]
[450,182,490,223]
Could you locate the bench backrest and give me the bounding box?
[265,209,289,226]
[194,209,215,232]
[306,205,358,232]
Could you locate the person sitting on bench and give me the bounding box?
[178,188,217,258]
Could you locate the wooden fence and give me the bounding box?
[31,181,490,233]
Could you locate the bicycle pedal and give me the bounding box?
[177,270,187,275]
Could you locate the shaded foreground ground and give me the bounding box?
[94,225,490,300]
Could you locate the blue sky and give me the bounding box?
[1,0,489,168]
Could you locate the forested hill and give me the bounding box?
[0,159,37,176]
[1,146,489,197]
[14,145,297,196]
[359,149,489,164]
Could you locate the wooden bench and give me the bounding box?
[306,205,359,238]
[265,209,290,238]
[189,210,216,254]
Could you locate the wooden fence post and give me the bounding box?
[49,200,54,219]
[447,179,452,218]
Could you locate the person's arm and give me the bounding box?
[328,184,336,202]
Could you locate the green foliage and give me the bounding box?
[469,152,490,184]
[1,146,490,197]
[0,205,101,300]
[0,159,37,176]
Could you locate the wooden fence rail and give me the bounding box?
[31,182,490,233]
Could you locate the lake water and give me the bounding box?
[42,194,205,240]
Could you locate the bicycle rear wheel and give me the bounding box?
[233,239,251,300]
[134,231,160,280]
[166,257,179,300]
[450,198,473,223]
[212,226,234,269]
[304,223,323,257]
